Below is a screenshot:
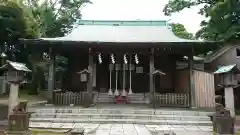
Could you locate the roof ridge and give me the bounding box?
[204,45,234,63]
[77,20,168,26]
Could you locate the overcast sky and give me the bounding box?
[81,0,206,34]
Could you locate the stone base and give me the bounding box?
[5,130,31,135]
[82,94,93,108]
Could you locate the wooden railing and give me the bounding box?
[155,93,190,107]
[53,91,98,105]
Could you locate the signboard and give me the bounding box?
[136,67,143,73]
[80,74,87,82]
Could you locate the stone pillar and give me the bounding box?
[225,87,235,117]
[8,84,19,114]
[188,49,196,107]
[47,49,55,103]
[149,48,155,107]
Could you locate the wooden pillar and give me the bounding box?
[47,48,55,103]
[87,48,93,103]
[149,48,155,107]
[172,58,176,92]
[188,48,196,107]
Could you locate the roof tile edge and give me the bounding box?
[77,20,167,26]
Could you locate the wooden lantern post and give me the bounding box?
[214,64,240,117]
[77,69,93,106]
[150,69,166,108]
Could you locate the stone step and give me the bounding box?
[30,117,212,126]
[97,93,146,97]
[28,108,214,116]
[127,101,148,103]
[31,113,211,121]
[97,96,145,100]
[98,96,144,99]
[96,99,145,103]
[97,97,114,100]
[128,97,145,99]
[29,122,213,132]
[96,100,114,103]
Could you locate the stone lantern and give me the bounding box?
[0,52,7,66]
[0,60,31,135]
[0,60,31,114]
[214,64,240,117]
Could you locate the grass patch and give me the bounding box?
[30,128,73,135]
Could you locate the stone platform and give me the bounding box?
[28,105,214,125]
[28,104,214,134]
[30,123,213,135]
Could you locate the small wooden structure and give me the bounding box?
[214,64,240,117]
[77,69,90,82]
[21,20,221,108]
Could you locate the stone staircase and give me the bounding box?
[96,93,114,103]
[28,107,214,127]
[127,93,149,103]
[96,93,149,103]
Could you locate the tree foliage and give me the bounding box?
[25,0,91,93]
[170,23,195,39]
[0,0,91,93]
[0,0,40,61]
[27,0,91,37]
[163,0,240,42]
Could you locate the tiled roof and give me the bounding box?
[40,20,203,43]
[214,64,237,74]
[7,60,31,72]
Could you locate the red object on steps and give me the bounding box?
[115,95,126,104]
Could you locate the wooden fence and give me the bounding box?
[53,91,98,105]
[155,93,190,107]
[194,70,215,108]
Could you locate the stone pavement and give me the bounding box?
[30,122,213,135]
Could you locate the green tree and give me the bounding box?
[24,0,91,93]
[163,0,240,42]
[170,23,195,39]
[27,0,91,37]
[0,0,40,61]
